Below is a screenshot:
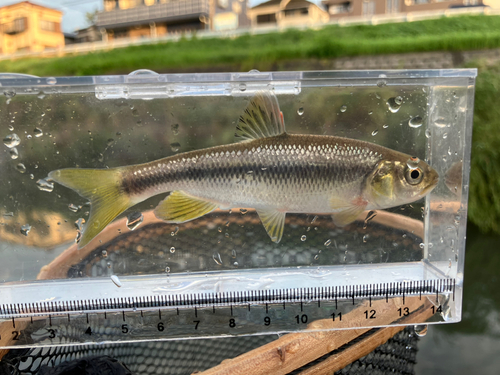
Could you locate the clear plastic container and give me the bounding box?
[0,69,475,325]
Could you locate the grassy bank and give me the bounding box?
[1,15,500,76]
[468,61,500,234]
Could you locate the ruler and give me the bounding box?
[0,279,454,348]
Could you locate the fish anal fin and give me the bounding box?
[235,91,285,141]
[256,209,286,243]
[154,191,218,223]
[330,196,367,227]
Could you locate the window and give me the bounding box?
[40,20,56,32]
[386,0,399,13]
[256,13,277,24]
[362,0,375,16]
[3,18,27,34]
[284,8,309,17]
[329,2,351,14]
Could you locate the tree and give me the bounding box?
[85,10,99,26]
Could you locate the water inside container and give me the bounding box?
[0,71,474,311]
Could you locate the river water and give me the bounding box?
[416,225,500,374]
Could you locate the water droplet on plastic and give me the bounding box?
[377,80,387,88]
[371,129,378,136]
[126,212,144,231]
[443,132,448,139]
[36,178,54,192]
[314,254,320,260]
[414,325,428,337]
[324,239,332,247]
[239,83,247,92]
[34,127,43,137]
[386,96,403,113]
[171,226,179,236]
[434,117,447,128]
[425,129,431,138]
[9,147,19,159]
[110,275,122,287]
[46,77,57,85]
[363,235,368,243]
[68,203,79,213]
[16,163,26,173]
[231,249,237,258]
[409,116,423,128]
[27,135,32,140]
[419,243,425,249]
[213,252,223,265]
[20,224,31,236]
[3,133,20,148]
[107,138,114,147]
[340,105,347,113]
[107,261,112,269]
[170,247,175,253]
[171,123,179,135]
[297,107,304,115]
[4,90,16,100]
[170,142,181,152]
[382,124,389,129]
[102,250,108,258]
[131,108,139,117]
[240,208,248,215]
[301,235,307,241]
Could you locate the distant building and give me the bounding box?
[75,25,103,44]
[96,0,250,41]
[248,0,329,27]
[321,0,485,19]
[0,1,64,55]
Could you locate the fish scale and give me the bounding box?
[124,135,384,214]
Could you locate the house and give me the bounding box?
[96,0,250,41]
[248,0,330,27]
[0,1,64,55]
[321,0,485,19]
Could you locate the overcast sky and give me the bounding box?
[0,0,268,33]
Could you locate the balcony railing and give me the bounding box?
[96,0,209,28]
[2,18,27,35]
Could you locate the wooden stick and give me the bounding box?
[298,297,434,374]
[195,295,433,375]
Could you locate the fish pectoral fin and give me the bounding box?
[256,209,286,243]
[331,206,366,227]
[330,196,366,227]
[154,191,219,223]
[235,91,285,141]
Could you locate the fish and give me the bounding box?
[48,92,439,248]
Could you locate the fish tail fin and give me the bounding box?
[48,168,132,248]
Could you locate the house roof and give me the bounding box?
[253,0,316,9]
[252,0,282,9]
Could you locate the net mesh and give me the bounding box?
[0,327,418,375]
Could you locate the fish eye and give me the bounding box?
[405,167,423,185]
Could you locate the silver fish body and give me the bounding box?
[123,134,384,214]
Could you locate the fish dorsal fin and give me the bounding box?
[256,208,286,243]
[235,91,285,141]
[154,190,219,223]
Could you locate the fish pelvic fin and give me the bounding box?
[235,91,285,141]
[48,168,132,249]
[256,209,286,243]
[330,196,367,227]
[154,191,219,223]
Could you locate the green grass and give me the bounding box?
[468,61,500,234]
[2,15,500,76]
